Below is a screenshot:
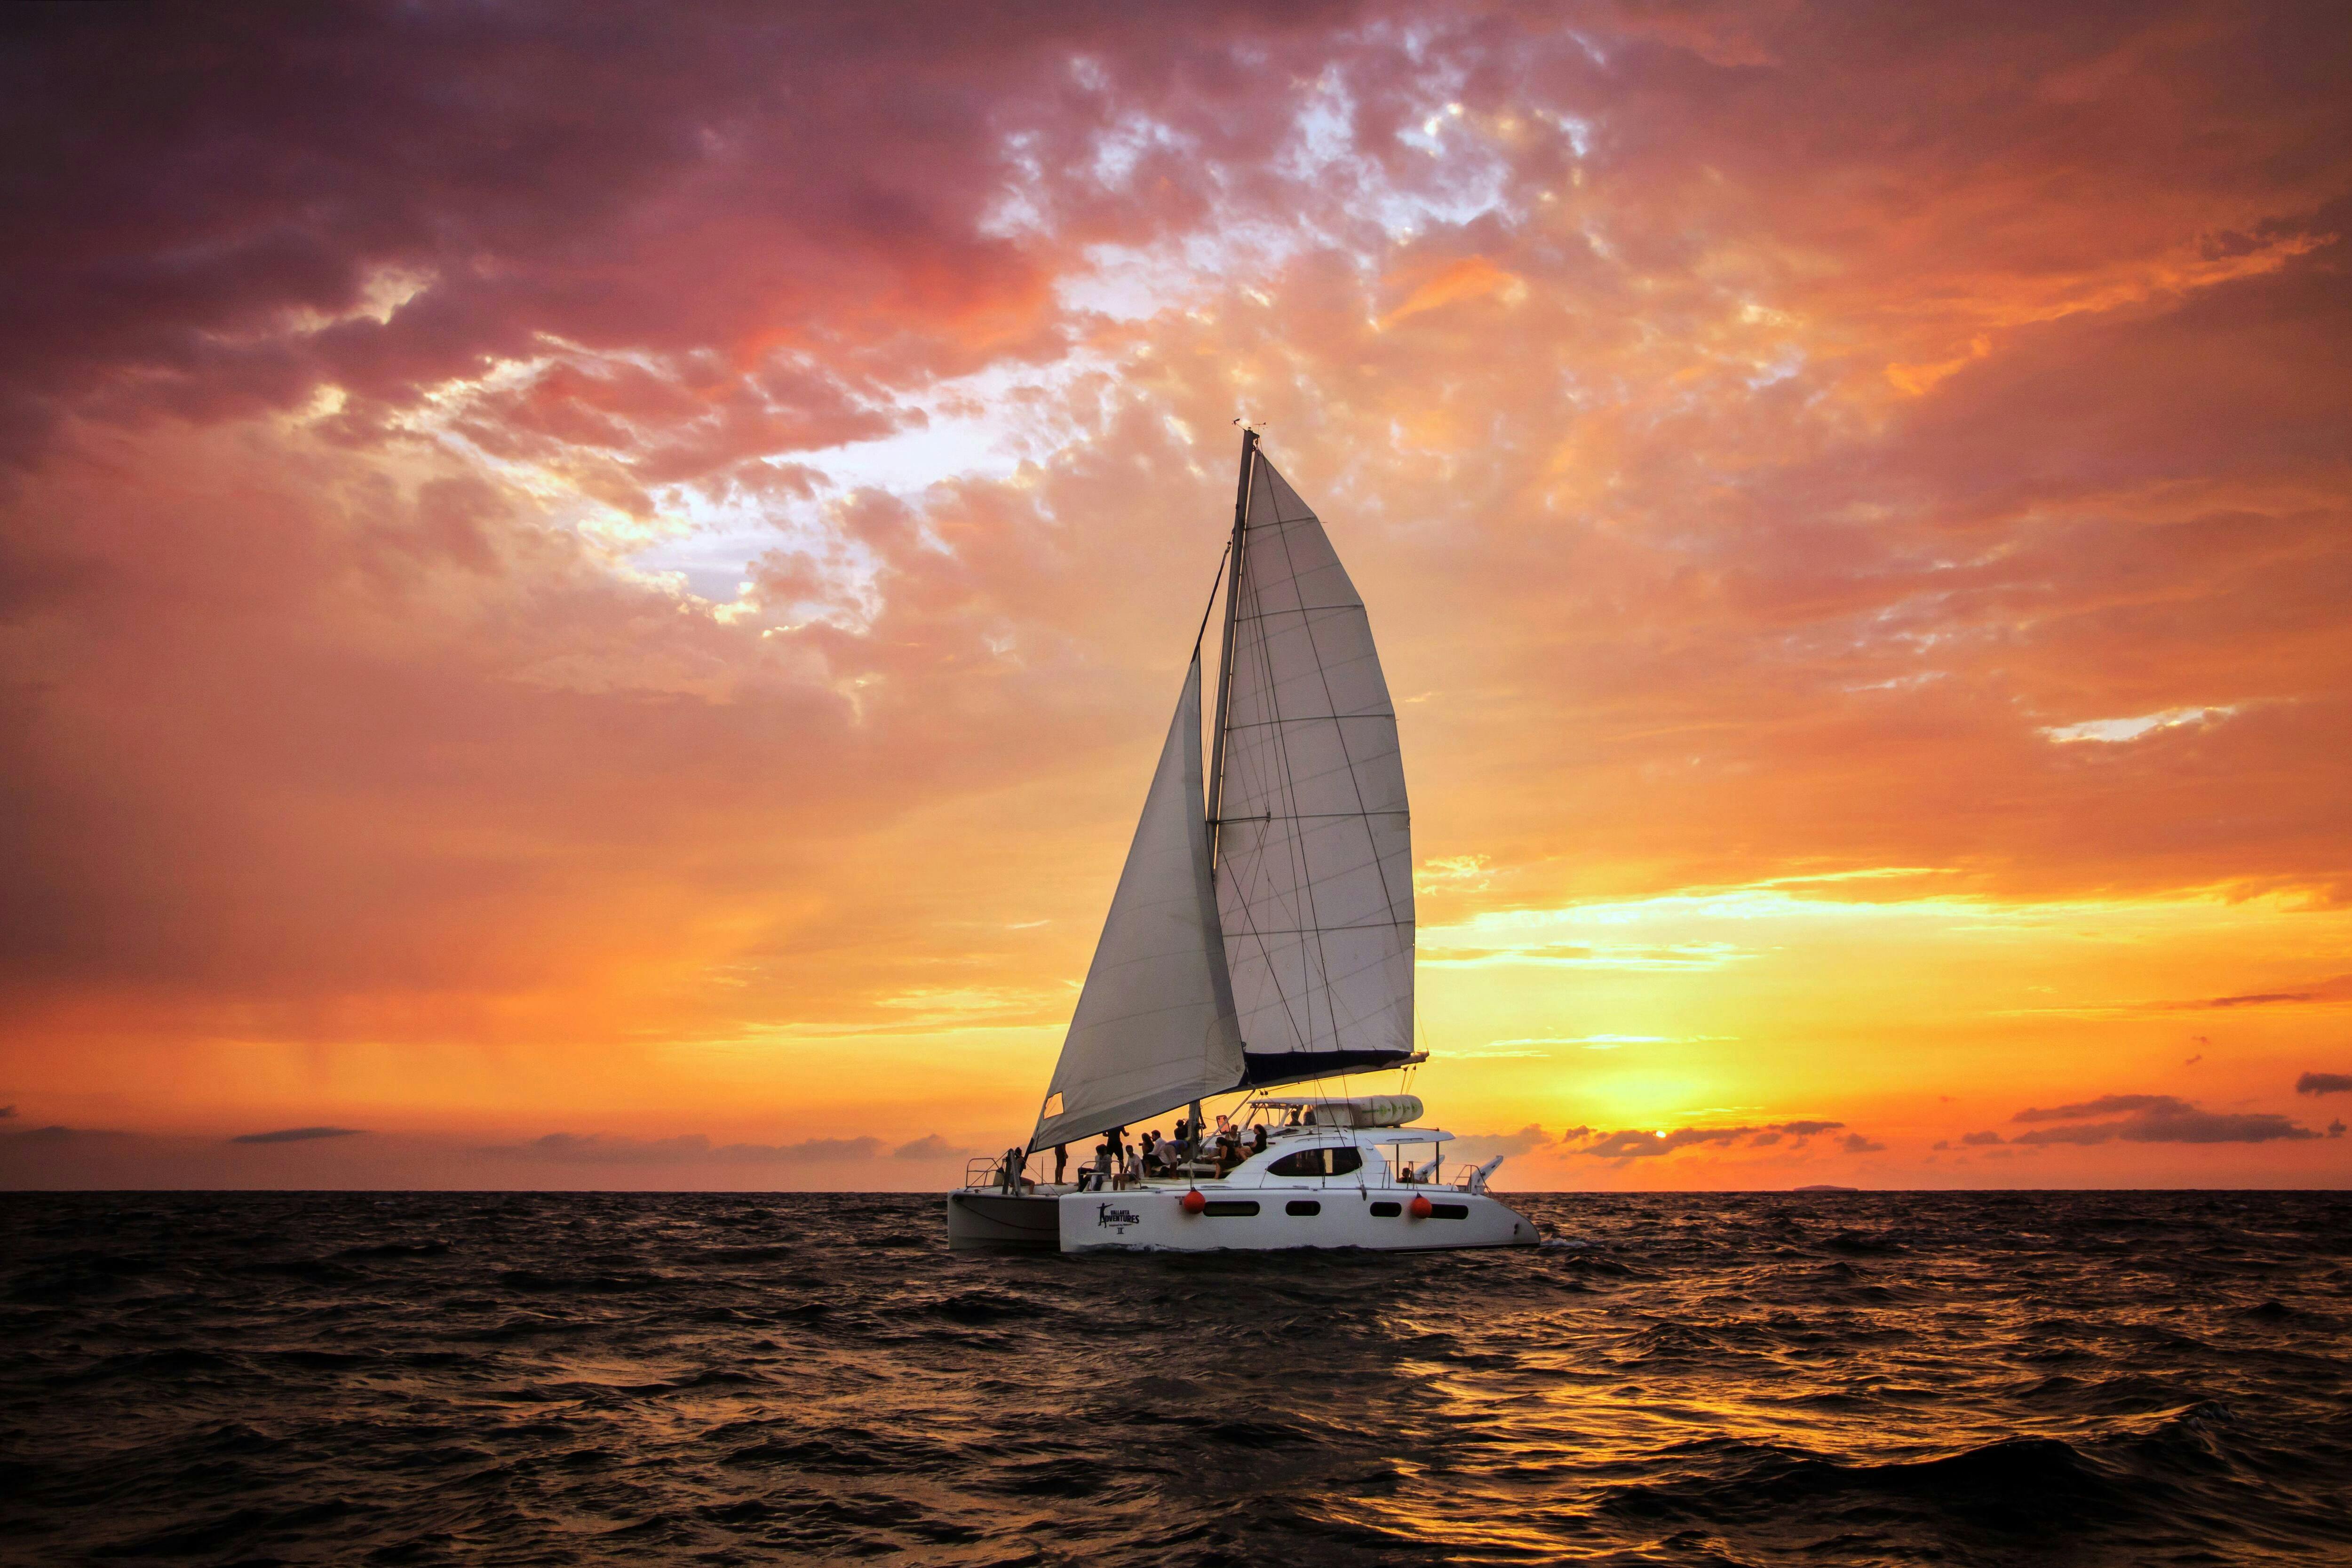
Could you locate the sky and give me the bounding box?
[3,1,2348,1191]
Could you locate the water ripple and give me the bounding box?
[1,1190,2348,1564]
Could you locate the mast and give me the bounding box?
[1206,427,1256,872]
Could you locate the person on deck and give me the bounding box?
[1053,1144,1067,1185]
[1251,1124,1268,1155]
[1092,1139,1111,1191]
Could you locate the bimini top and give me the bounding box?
[1251,1094,1424,1129]
[1030,431,1419,1151]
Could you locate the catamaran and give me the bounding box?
[946,429,1537,1253]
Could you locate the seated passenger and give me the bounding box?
[1251,1125,1268,1155]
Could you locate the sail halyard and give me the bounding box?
[1027,652,1245,1151]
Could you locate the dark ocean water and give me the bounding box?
[2,1191,2348,1566]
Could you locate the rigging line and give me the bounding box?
[1220,716,1397,732]
[1190,540,1231,661]
[1206,429,1255,868]
[1214,810,1407,823]
[1220,515,1321,1063]
[1222,527,1316,1061]
[1212,922,1408,937]
[1284,505,1413,940]
[1254,511,1332,1056]
[1255,468,1341,1056]
[1257,482,1409,1055]
[1232,605,1376,622]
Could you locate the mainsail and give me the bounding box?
[1030,653,1245,1149]
[1210,451,1416,1084]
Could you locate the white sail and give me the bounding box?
[1031,653,1245,1150]
[1214,458,1415,1080]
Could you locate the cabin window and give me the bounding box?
[1285,1200,1321,1217]
[1266,1146,1366,1178]
[1430,1203,1469,1219]
[1203,1200,1260,1218]
[1369,1201,1401,1217]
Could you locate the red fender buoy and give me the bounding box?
[1181,1189,1208,1214]
[1409,1194,1433,1219]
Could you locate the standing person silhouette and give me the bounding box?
[1052,1144,1068,1185]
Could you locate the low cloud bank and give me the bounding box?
[0,1123,978,1189]
[231,1126,366,1145]
[2172,975,2352,1010]
[478,1131,962,1166]
[1582,1119,1858,1161]
[2001,1094,2315,1146]
[1448,1125,1552,1162]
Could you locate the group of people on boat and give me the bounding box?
[1044,1115,1271,1190]
[987,1102,1387,1194]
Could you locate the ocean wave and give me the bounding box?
[1,1189,2346,1565]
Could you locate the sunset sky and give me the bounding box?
[4,2,2348,1190]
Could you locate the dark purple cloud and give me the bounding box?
[0,0,1365,465]
[1584,1119,1854,1159]
[2009,1094,2317,1145]
[2171,976,2352,1010]
[2014,1094,2186,1123]
[230,1126,366,1145]
[2295,1072,2352,1095]
[481,1132,891,1165]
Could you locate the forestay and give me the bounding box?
[1214,458,1416,1082]
[1031,654,1246,1149]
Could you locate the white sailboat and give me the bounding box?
[946,430,1537,1252]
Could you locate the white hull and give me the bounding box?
[944,1189,1063,1250]
[1061,1184,1533,1252]
[947,1178,1534,1253]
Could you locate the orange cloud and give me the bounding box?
[4,2,2350,1189]
[1381,256,1525,329]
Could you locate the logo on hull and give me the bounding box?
[1096,1203,1140,1233]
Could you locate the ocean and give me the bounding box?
[1,1190,2346,1565]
